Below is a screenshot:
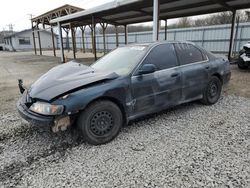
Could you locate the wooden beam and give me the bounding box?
[97,17,119,26]
[80,26,86,53]
[124,24,128,45]
[70,24,76,59]
[63,28,70,52]
[115,25,119,47]
[228,10,236,61]
[110,0,232,25]
[31,21,37,55]
[92,16,97,60]
[89,24,94,53]
[164,19,167,40]
[51,27,56,57]
[100,22,108,54]
[37,26,42,55]
[213,0,234,11]
[58,22,65,63]
[138,10,152,16]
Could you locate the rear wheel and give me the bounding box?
[77,100,123,145]
[201,76,222,105]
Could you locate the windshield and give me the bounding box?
[91,46,148,76]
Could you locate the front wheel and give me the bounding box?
[201,76,222,105]
[77,100,123,145]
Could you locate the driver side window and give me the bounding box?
[143,43,178,70]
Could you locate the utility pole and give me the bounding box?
[28,14,37,55]
[6,24,14,33]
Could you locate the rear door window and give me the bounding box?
[174,43,205,65]
[143,43,178,70]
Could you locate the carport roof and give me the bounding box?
[32,4,84,26]
[50,0,250,26]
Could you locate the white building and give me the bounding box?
[4,29,57,51]
[0,31,13,51]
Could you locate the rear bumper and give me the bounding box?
[17,95,54,126]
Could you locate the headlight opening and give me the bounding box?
[29,102,64,115]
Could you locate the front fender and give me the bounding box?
[52,79,129,115]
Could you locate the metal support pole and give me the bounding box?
[31,21,37,55]
[164,19,167,40]
[115,26,119,47]
[125,24,128,45]
[58,22,65,63]
[228,10,236,61]
[92,16,97,60]
[153,0,159,41]
[37,29,42,55]
[70,24,76,59]
[51,27,56,57]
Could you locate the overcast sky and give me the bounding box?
[0,0,113,31]
[1,0,248,32]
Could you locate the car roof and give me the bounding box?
[124,41,196,49]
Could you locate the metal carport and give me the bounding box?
[50,0,250,63]
[31,4,83,57]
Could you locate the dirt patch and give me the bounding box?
[224,65,250,99]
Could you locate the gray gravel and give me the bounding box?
[0,95,250,187]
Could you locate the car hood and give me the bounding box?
[28,61,118,101]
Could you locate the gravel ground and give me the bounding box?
[0,95,250,187]
[0,52,250,187]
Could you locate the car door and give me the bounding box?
[174,43,210,102]
[130,43,182,116]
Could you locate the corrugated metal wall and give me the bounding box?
[60,22,250,54]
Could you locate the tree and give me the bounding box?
[176,17,192,28]
[193,11,249,27]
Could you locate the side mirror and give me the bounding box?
[138,64,157,75]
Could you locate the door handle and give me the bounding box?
[205,66,210,70]
[171,73,179,77]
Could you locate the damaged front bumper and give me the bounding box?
[17,90,73,132]
[17,91,54,126]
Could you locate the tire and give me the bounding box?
[238,58,249,69]
[77,100,123,145]
[201,76,222,105]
